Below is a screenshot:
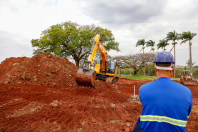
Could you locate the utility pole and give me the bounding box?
[173,42,177,78]
[189,41,192,76]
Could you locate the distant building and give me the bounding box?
[176,65,186,68]
[176,65,180,68]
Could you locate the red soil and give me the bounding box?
[0,53,197,132]
[0,53,78,86]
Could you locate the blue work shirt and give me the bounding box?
[139,77,192,132]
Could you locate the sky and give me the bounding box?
[0,0,198,66]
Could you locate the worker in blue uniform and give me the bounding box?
[132,51,192,132]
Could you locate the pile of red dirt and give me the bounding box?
[0,53,78,86]
[0,80,142,132]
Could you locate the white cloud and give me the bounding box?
[0,30,33,62]
[0,0,198,66]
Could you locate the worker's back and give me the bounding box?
[139,77,192,132]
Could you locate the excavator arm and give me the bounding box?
[88,34,107,70]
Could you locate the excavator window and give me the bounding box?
[106,60,116,74]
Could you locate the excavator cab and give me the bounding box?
[94,59,119,84]
[106,60,117,74]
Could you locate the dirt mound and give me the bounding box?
[0,53,78,86]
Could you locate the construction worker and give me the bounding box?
[132,51,192,132]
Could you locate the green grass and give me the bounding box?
[117,74,157,81]
[117,75,198,82]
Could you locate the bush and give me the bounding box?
[193,68,198,79]
[175,68,182,78]
[138,65,156,76]
[119,68,134,75]
[148,66,156,76]
[137,69,143,75]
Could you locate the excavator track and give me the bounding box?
[106,76,119,84]
[181,79,197,86]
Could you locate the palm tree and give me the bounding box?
[136,39,146,75]
[136,39,146,53]
[146,40,155,54]
[157,39,169,50]
[165,30,180,78]
[146,40,155,75]
[180,31,197,76]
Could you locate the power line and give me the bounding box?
[176,47,198,51]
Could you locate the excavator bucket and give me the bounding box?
[76,69,96,88]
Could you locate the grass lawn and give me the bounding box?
[117,74,157,81]
[117,75,198,82]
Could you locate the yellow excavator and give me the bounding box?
[76,34,119,88]
[180,67,197,86]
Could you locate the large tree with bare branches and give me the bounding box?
[113,53,155,75]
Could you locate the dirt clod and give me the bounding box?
[52,104,58,108]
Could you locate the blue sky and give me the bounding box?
[0,0,198,66]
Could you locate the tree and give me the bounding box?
[146,40,155,76]
[193,68,198,79]
[113,53,155,75]
[146,40,155,53]
[136,39,146,75]
[136,39,146,53]
[157,39,169,50]
[165,30,180,78]
[180,31,197,75]
[31,21,120,67]
[186,59,196,68]
[175,68,182,78]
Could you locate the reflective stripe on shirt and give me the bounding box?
[140,115,187,127]
[187,112,191,119]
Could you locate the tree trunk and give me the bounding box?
[75,59,80,68]
[133,68,139,75]
[143,47,145,76]
[189,41,192,76]
[173,43,176,78]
